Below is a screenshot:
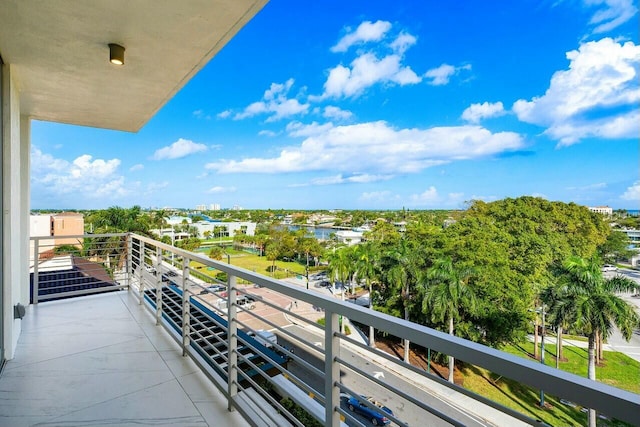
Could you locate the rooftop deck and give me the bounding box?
[0,290,248,427]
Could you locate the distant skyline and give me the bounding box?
[31,1,639,210]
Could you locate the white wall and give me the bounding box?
[2,63,27,360]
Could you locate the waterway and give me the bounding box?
[287,225,339,240]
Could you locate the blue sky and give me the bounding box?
[31,0,639,210]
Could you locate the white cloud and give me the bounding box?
[620,181,640,201]
[258,130,277,137]
[208,186,237,194]
[234,79,310,122]
[319,23,423,99]
[286,121,335,137]
[359,191,393,202]
[585,0,638,33]
[461,102,506,123]
[390,32,417,55]
[152,138,207,160]
[323,106,353,121]
[424,63,472,86]
[129,164,144,172]
[513,38,640,146]
[331,20,392,52]
[206,121,524,174]
[193,109,211,120]
[469,195,499,203]
[410,186,439,204]
[310,173,393,186]
[31,147,127,199]
[566,182,607,190]
[323,53,421,98]
[31,146,68,172]
[146,181,169,192]
[217,110,232,119]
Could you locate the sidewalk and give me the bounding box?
[526,335,613,350]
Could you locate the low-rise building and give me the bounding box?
[192,221,256,239]
[589,206,613,216]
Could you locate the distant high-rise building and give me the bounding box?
[210,203,221,211]
[232,205,243,211]
[195,204,207,212]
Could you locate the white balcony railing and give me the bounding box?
[29,233,640,426]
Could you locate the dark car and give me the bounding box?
[347,395,393,426]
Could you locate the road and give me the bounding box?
[279,324,491,427]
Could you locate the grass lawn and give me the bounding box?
[190,250,307,281]
[461,342,639,426]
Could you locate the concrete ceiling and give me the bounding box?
[0,0,267,132]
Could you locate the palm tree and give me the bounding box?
[384,239,418,363]
[554,257,639,427]
[355,243,379,347]
[422,257,476,383]
[540,284,574,367]
[327,247,354,334]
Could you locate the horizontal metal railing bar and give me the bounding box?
[232,370,299,427]
[335,406,367,427]
[233,308,327,366]
[129,233,640,424]
[31,233,128,240]
[338,383,393,427]
[339,333,547,426]
[338,355,466,427]
[234,316,325,379]
[238,332,325,404]
[36,284,127,301]
[232,357,305,427]
[34,277,119,287]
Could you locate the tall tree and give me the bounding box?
[553,257,639,427]
[355,243,380,347]
[383,239,420,363]
[422,257,477,383]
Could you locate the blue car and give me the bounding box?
[347,395,393,426]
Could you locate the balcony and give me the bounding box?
[1,233,637,427]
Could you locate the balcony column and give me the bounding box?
[227,273,238,411]
[324,310,340,427]
[19,116,30,305]
[2,63,26,360]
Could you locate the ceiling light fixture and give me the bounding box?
[108,43,125,65]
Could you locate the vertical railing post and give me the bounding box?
[138,241,145,305]
[33,237,40,305]
[155,246,162,326]
[182,255,190,357]
[182,289,190,357]
[324,310,340,427]
[126,234,132,291]
[227,273,238,411]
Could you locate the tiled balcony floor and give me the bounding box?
[0,290,249,427]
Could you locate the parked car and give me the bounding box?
[236,295,255,310]
[199,284,226,295]
[347,395,393,426]
[601,264,617,272]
